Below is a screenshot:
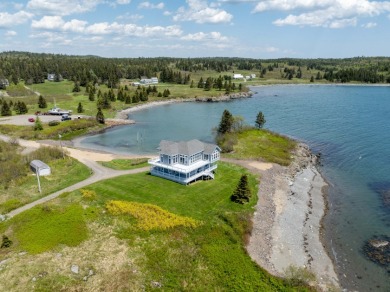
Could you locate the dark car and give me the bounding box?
[61,115,71,121]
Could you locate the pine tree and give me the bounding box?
[255,111,266,129]
[34,116,43,131]
[197,77,204,88]
[38,95,47,108]
[89,90,95,101]
[96,107,105,124]
[1,101,11,116]
[217,109,233,134]
[77,102,84,113]
[72,81,81,92]
[230,174,251,204]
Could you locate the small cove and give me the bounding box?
[79,85,390,291]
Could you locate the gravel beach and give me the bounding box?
[241,144,340,291]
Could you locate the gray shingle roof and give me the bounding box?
[159,139,219,156]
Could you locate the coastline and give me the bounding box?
[241,144,340,291]
[114,91,252,119]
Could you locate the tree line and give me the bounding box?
[1,52,390,89]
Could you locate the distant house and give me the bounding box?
[250,74,256,79]
[148,139,221,185]
[0,78,9,89]
[47,73,63,82]
[30,160,51,176]
[233,74,244,79]
[140,76,159,85]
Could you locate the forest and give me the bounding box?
[1,51,390,89]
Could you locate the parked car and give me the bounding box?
[28,117,35,122]
[61,114,72,121]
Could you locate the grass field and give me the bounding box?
[223,129,297,166]
[0,162,310,291]
[98,158,149,170]
[0,157,91,213]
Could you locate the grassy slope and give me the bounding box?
[0,157,91,213]
[98,158,149,170]
[224,128,297,166]
[0,162,309,291]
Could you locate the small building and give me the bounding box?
[30,160,51,176]
[233,74,244,79]
[148,139,221,185]
[140,76,159,85]
[250,73,256,79]
[47,73,63,82]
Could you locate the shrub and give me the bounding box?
[284,265,316,286]
[1,235,12,248]
[106,200,200,231]
[48,120,60,126]
[81,189,96,200]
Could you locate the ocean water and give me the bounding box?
[80,85,390,291]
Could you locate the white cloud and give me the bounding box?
[181,31,229,42]
[138,2,164,9]
[252,0,390,28]
[174,0,233,24]
[0,11,33,28]
[5,30,17,36]
[27,0,102,16]
[32,16,88,32]
[362,22,377,28]
[117,0,131,4]
[117,13,144,21]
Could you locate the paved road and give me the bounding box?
[0,134,152,219]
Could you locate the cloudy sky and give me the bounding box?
[1,0,390,58]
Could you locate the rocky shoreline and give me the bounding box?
[114,91,252,119]
[243,144,340,291]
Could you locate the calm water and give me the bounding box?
[80,85,390,291]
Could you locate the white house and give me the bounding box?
[140,77,159,85]
[148,139,221,185]
[233,74,244,79]
[30,160,51,176]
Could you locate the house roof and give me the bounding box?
[159,139,219,156]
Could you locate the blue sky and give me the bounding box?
[1,0,390,58]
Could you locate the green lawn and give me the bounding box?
[0,161,310,291]
[0,157,91,213]
[224,129,297,166]
[98,158,149,170]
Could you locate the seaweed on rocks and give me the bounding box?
[363,235,390,269]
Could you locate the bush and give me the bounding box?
[1,235,12,248]
[284,265,316,286]
[81,189,96,200]
[48,120,60,126]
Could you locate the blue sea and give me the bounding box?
[80,85,390,291]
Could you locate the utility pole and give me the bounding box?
[36,166,41,194]
[59,134,65,159]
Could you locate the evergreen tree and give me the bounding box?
[255,111,266,129]
[217,109,234,134]
[96,107,105,124]
[38,95,47,108]
[310,76,314,82]
[1,101,11,116]
[89,90,95,101]
[230,174,251,204]
[77,102,84,113]
[197,77,204,88]
[34,116,43,131]
[190,80,194,88]
[72,81,81,92]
